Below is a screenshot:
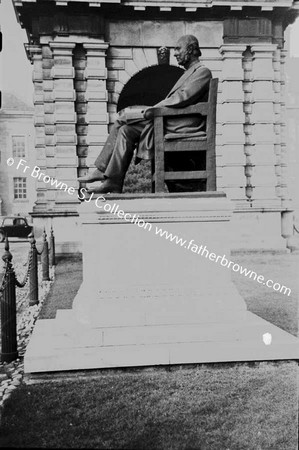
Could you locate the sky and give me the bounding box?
[0,0,299,106]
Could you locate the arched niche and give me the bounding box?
[117,64,184,112]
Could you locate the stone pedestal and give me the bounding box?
[24,193,298,373]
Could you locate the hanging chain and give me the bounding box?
[14,248,33,288]
[1,230,51,296]
[0,249,33,292]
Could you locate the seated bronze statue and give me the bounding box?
[78,34,212,194]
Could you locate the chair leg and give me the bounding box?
[151,159,155,193]
[155,153,166,192]
[154,117,166,193]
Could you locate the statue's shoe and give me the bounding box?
[78,168,105,183]
[87,180,122,194]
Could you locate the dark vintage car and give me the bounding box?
[0,216,33,242]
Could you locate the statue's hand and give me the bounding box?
[118,109,126,119]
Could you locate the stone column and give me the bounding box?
[82,43,109,171]
[25,45,46,208]
[242,47,254,202]
[74,46,87,178]
[273,47,282,200]
[41,44,55,210]
[279,48,293,239]
[49,42,78,211]
[250,44,278,206]
[279,49,290,208]
[218,45,246,201]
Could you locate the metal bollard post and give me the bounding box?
[29,233,39,306]
[49,225,56,267]
[41,229,50,281]
[1,237,18,363]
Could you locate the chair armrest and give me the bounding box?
[145,103,208,119]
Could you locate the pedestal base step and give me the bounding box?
[24,309,299,373]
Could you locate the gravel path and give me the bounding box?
[0,241,54,420]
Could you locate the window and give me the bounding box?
[12,135,26,158]
[2,218,14,226]
[13,177,27,199]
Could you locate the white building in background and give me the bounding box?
[0,92,36,218]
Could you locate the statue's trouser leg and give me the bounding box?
[96,120,148,188]
[94,117,126,173]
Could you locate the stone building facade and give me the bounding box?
[12,0,299,250]
[0,92,36,218]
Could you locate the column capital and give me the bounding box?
[84,42,108,80]
[251,44,278,57]
[50,42,75,79]
[83,42,109,52]
[220,44,246,81]
[25,44,42,63]
[219,44,247,57]
[49,42,76,55]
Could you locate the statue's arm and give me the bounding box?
[154,66,211,109]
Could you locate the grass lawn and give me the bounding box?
[0,251,298,449]
[0,362,297,449]
[231,250,298,337]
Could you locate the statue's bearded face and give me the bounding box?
[174,38,191,68]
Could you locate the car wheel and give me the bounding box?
[0,231,5,243]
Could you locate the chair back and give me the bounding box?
[153,78,219,193]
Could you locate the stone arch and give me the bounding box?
[106,46,184,118]
[107,48,159,112]
[117,64,184,111]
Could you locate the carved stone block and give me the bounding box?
[51,67,75,79]
[56,135,77,145]
[84,68,107,79]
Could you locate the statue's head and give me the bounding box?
[174,35,201,69]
